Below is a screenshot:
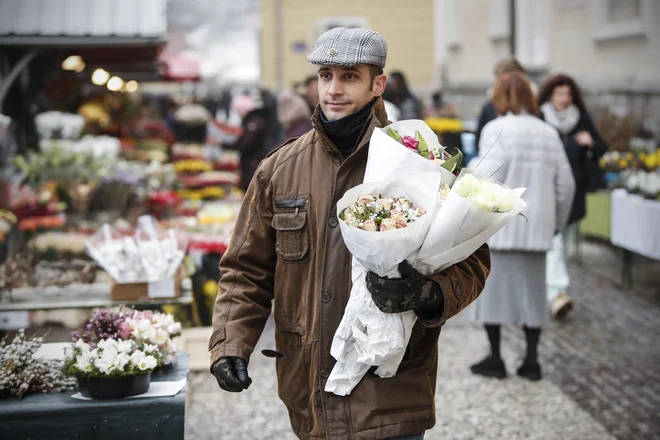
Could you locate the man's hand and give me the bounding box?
[212,356,252,392]
[365,261,443,313]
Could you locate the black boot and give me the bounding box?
[470,356,507,379]
[516,360,542,381]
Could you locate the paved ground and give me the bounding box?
[18,240,658,439]
[185,240,660,440]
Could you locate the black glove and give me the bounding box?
[212,356,252,392]
[365,261,444,313]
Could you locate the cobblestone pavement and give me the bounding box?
[187,240,660,440]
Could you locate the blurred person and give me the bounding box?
[222,94,270,191]
[209,27,490,440]
[538,74,608,319]
[388,71,424,119]
[276,91,313,139]
[468,72,575,381]
[303,75,319,112]
[260,88,284,151]
[474,57,527,151]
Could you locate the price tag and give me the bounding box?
[148,279,176,298]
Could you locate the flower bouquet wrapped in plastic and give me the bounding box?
[326,120,526,395]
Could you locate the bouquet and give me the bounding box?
[339,194,426,232]
[63,338,161,379]
[71,307,181,365]
[326,120,526,395]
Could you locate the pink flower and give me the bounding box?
[401,136,419,151]
[429,151,435,160]
[142,310,154,321]
[118,322,132,340]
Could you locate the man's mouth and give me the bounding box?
[327,102,349,108]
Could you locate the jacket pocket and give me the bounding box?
[275,344,313,424]
[272,199,310,261]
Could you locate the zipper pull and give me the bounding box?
[295,207,299,216]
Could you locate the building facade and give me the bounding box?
[260,0,435,91]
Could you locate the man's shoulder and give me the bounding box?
[257,130,317,180]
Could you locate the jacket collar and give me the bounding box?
[312,97,390,157]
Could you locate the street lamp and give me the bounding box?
[61,55,85,72]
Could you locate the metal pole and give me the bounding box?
[0,50,38,109]
[274,0,283,91]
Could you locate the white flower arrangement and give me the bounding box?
[124,310,182,364]
[64,338,162,379]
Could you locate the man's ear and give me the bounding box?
[373,75,387,97]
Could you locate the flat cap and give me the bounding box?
[307,27,387,69]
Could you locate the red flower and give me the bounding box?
[401,136,419,151]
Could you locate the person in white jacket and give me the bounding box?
[467,72,576,381]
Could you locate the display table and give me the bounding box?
[0,283,193,312]
[610,189,660,260]
[610,189,660,287]
[0,351,189,440]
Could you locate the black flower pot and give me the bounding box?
[78,373,151,399]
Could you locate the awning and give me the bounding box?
[0,0,167,47]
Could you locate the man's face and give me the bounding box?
[305,79,319,106]
[317,65,386,122]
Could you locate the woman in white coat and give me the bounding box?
[468,72,576,380]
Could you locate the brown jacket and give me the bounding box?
[210,98,490,439]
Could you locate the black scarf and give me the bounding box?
[320,97,377,159]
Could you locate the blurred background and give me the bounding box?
[0,1,658,439]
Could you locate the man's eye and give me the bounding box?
[346,74,357,80]
[320,73,331,80]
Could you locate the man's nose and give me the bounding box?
[327,78,343,96]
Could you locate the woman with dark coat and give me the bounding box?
[223,95,271,191]
[538,74,608,319]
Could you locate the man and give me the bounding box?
[209,27,490,440]
[303,74,320,113]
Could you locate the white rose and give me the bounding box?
[389,209,408,228]
[363,219,378,232]
[137,355,158,371]
[357,194,376,205]
[377,198,393,211]
[344,216,360,228]
[472,180,517,212]
[454,173,480,198]
[380,218,397,231]
[394,197,411,212]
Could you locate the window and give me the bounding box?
[592,0,651,41]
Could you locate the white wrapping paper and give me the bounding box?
[326,120,527,396]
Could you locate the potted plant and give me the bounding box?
[63,338,162,399]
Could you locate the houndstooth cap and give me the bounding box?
[307,27,387,69]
